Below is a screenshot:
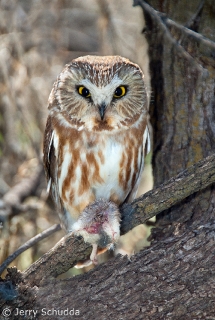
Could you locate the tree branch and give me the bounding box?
[0,224,61,276]
[120,153,215,233]
[134,0,215,73]
[0,163,43,222]
[20,153,215,285]
[3,214,215,319]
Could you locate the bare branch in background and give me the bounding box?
[1,163,43,220]
[0,224,61,276]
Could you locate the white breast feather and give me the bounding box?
[94,139,124,199]
[58,143,72,198]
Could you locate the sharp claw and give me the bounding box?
[74,260,92,269]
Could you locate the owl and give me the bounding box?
[43,55,150,238]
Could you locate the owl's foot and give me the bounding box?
[76,244,99,267]
[90,243,98,265]
[74,259,93,269]
[74,246,108,268]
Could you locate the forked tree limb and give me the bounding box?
[134,0,215,50]
[134,0,215,47]
[20,153,215,286]
[134,0,215,73]
[133,0,202,72]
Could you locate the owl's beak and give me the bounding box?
[98,102,107,120]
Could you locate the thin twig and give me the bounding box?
[185,0,205,29]
[165,15,215,50]
[0,224,61,276]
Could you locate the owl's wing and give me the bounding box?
[125,124,151,203]
[43,116,62,211]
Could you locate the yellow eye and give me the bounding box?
[113,86,127,98]
[78,86,91,98]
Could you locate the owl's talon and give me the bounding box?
[74,259,92,269]
[90,243,98,265]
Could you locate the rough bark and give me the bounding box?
[1,189,215,319]
[138,0,215,232]
[0,152,213,283]
[1,1,215,319]
[140,0,215,186]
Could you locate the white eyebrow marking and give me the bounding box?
[80,77,123,106]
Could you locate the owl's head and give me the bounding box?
[49,55,147,131]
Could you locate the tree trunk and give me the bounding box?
[141,0,215,230]
[1,1,215,319]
